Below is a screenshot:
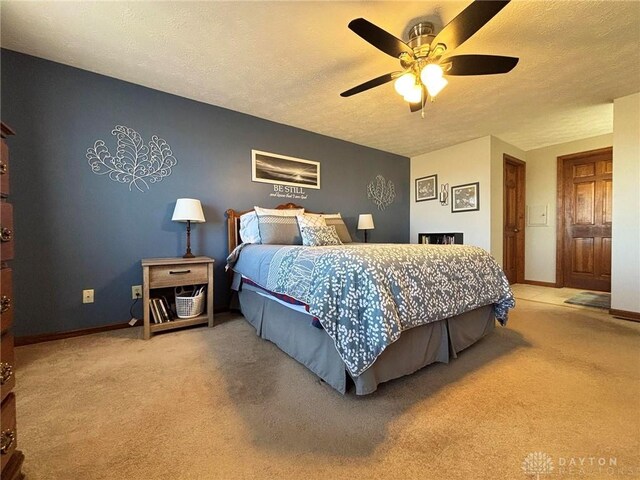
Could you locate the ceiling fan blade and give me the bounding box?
[349,18,414,59]
[409,86,427,112]
[340,72,399,97]
[443,54,519,76]
[430,0,511,55]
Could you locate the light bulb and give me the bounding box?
[420,63,444,84]
[425,76,448,98]
[394,73,416,97]
[403,84,423,104]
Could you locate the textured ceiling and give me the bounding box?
[1,1,639,157]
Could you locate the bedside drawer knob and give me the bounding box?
[169,269,191,275]
[0,362,12,385]
[0,296,11,313]
[0,162,6,174]
[0,429,15,454]
[0,227,12,242]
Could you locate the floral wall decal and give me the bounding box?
[87,125,177,192]
[367,174,396,210]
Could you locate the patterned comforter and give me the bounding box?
[231,243,514,377]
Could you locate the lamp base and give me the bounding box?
[183,220,195,258]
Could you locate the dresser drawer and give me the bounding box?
[0,269,12,334]
[149,263,208,288]
[0,393,17,472]
[0,139,8,198]
[0,203,13,262]
[0,333,14,403]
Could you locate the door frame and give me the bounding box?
[503,154,526,284]
[555,147,612,288]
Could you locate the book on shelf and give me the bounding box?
[160,295,175,321]
[157,297,172,322]
[150,298,162,324]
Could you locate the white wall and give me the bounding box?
[523,134,613,283]
[490,136,527,266]
[410,137,492,250]
[611,93,640,313]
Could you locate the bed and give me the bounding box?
[225,203,515,395]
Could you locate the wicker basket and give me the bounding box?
[175,286,206,319]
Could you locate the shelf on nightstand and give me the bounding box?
[141,256,214,339]
[149,314,209,333]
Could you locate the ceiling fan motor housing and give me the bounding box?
[407,22,437,57]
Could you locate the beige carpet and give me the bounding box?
[15,299,640,480]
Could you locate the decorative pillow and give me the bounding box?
[239,211,261,244]
[254,206,304,217]
[300,226,343,246]
[322,213,353,243]
[296,213,327,231]
[257,214,302,245]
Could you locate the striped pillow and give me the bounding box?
[257,214,302,245]
[323,214,353,243]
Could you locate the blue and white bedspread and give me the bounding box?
[231,243,514,376]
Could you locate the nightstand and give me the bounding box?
[141,256,214,339]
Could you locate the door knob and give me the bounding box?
[514,228,519,233]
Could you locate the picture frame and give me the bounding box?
[415,174,438,202]
[252,149,320,189]
[451,182,480,213]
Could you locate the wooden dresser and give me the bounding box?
[0,123,24,480]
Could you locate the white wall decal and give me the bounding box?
[269,184,308,200]
[367,175,395,210]
[87,125,177,192]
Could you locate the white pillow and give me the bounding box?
[322,213,342,219]
[296,213,327,230]
[239,211,261,244]
[254,206,304,217]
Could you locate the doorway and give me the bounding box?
[556,147,612,292]
[503,155,526,284]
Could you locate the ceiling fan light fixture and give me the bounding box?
[394,72,416,97]
[420,63,444,84]
[425,75,448,98]
[403,84,423,103]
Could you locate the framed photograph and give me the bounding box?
[252,150,320,189]
[451,182,480,213]
[415,174,438,202]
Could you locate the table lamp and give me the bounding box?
[172,198,205,258]
[357,214,375,243]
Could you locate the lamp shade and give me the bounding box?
[357,214,375,230]
[172,198,205,223]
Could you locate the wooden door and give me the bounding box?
[557,148,612,291]
[503,155,526,284]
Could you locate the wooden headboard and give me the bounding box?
[225,202,322,254]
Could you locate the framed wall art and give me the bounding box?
[451,182,480,213]
[252,150,320,189]
[415,174,438,202]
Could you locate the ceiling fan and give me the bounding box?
[340,0,519,114]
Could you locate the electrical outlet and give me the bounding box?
[82,289,94,304]
[131,285,142,299]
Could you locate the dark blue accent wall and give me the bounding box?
[1,49,409,337]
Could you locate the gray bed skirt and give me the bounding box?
[238,286,495,395]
